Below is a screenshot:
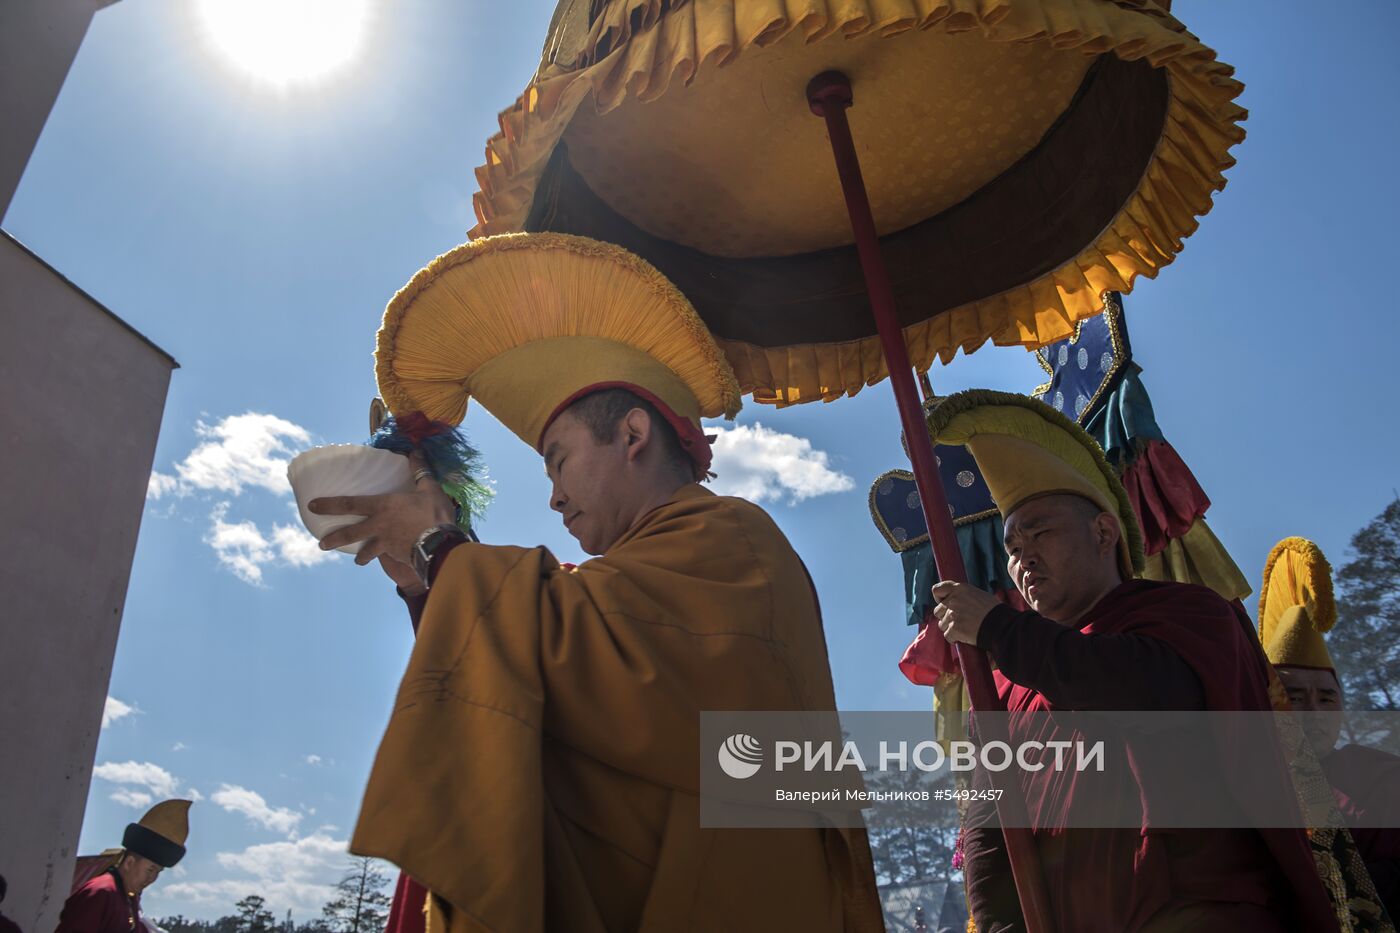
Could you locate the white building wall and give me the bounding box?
[0,233,174,932]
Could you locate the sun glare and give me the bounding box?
[196,0,373,88]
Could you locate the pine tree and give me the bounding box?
[863,767,960,884]
[1329,498,1400,711]
[234,896,276,933]
[320,857,393,933]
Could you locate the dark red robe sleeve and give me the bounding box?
[397,588,429,633]
[395,537,464,634]
[975,602,1206,710]
[962,769,1026,933]
[54,878,128,933]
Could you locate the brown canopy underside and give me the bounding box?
[524,54,1167,350]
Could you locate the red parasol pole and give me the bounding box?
[808,71,1056,933]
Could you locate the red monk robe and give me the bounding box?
[962,579,1339,933]
[1324,743,1400,920]
[55,870,141,933]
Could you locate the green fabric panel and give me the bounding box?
[899,516,1016,625]
[1083,364,1165,467]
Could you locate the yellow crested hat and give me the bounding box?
[123,798,191,867]
[375,233,742,471]
[926,390,1144,579]
[1259,537,1336,671]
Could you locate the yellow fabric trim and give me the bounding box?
[933,673,970,751]
[471,0,1246,406]
[925,390,1144,575]
[375,233,741,431]
[1258,537,1337,669]
[1138,518,1252,603]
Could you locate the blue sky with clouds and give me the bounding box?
[7,0,1399,921]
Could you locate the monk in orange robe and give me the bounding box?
[312,234,882,932]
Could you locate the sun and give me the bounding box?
[195,0,374,88]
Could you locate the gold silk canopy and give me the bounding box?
[471,0,1246,406]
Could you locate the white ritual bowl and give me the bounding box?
[287,445,415,555]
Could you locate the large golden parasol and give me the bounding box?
[471,2,1245,927]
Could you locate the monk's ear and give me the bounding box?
[1093,511,1121,559]
[621,407,652,462]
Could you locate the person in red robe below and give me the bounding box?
[55,800,190,933]
[1,874,24,933]
[919,391,1339,933]
[1260,537,1400,921]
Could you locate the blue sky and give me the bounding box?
[7,0,1399,921]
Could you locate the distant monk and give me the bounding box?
[55,800,190,933]
[1260,537,1400,921]
[922,391,1338,933]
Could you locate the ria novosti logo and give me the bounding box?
[717,733,764,779]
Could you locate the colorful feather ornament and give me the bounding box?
[367,410,492,532]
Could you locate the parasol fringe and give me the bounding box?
[473,0,1246,406]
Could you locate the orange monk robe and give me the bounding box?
[350,484,883,933]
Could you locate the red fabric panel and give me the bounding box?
[898,589,1027,685]
[385,872,427,933]
[1121,440,1211,557]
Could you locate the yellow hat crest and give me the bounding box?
[123,798,191,867]
[374,233,741,470]
[1259,537,1336,671]
[926,390,1144,578]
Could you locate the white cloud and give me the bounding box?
[154,833,348,917]
[147,471,181,500]
[707,423,855,504]
[205,504,338,586]
[172,742,188,752]
[304,755,322,766]
[206,502,275,585]
[102,696,137,729]
[189,788,205,802]
[273,523,337,568]
[177,413,312,496]
[110,788,153,809]
[211,784,302,836]
[93,760,181,799]
[147,413,345,586]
